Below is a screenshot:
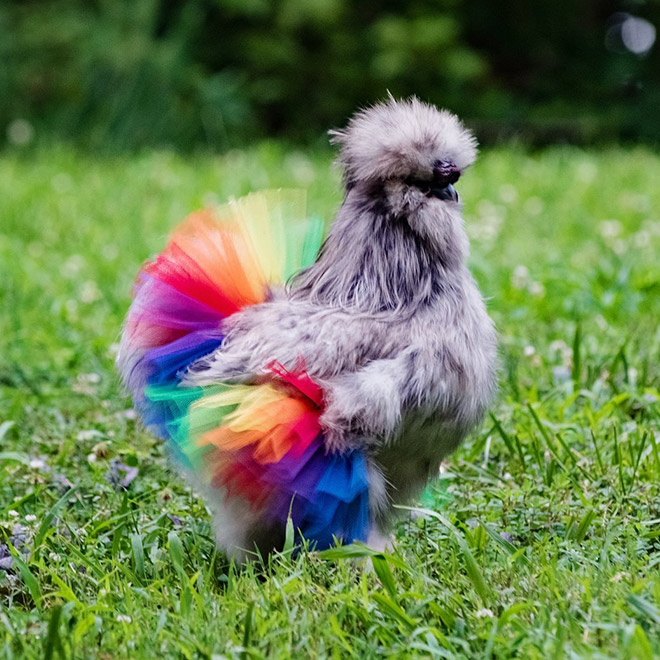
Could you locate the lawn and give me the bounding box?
[1,144,660,659]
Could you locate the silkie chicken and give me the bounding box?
[118,97,497,560]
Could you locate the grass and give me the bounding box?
[1,142,660,658]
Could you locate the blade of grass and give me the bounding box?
[395,505,491,604]
[9,546,42,608]
[590,429,605,477]
[319,543,409,571]
[632,625,654,660]
[56,537,105,580]
[168,531,185,576]
[427,601,456,630]
[649,429,660,477]
[0,451,30,466]
[556,432,593,481]
[628,595,660,625]
[282,515,295,554]
[527,403,556,450]
[370,555,398,599]
[0,421,16,442]
[513,434,527,469]
[612,426,627,496]
[480,523,530,567]
[528,435,545,478]
[568,509,596,542]
[628,432,647,492]
[372,593,417,631]
[43,606,64,660]
[240,601,255,660]
[50,574,80,604]
[329,615,357,658]
[34,486,80,556]
[131,533,146,582]
[572,321,581,386]
[490,414,515,458]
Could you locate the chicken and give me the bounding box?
[118,97,497,558]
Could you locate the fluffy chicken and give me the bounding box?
[119,97,497,558]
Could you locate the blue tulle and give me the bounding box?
[295,450,370,549]
[144,331,224,387]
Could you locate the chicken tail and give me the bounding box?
[117,190,370,550]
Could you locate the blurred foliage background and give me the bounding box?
[1,0,659,151]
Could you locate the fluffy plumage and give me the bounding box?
[118,97,497,559]
[330,96,477,185]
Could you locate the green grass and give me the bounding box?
[1,143,660,658]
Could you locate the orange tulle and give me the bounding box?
[198,389,318,464]
[170,211,267,307]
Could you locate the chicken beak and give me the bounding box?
[433,183,459,202]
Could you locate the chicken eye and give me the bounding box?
[404,176,431,194]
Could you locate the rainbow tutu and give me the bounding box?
[120,190,370,550]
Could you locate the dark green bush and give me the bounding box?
[1,0,658,149]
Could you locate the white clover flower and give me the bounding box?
[78,430,104,441]
[80,281,101,304]
[576,161,597,183]
[7,119,34,146]
[552,366,571,384]
[286,152,316,186]
[549,340,571,363]
[51,173,73,193]
[595,315,609,331]
[524,197,543,216]
[102,244,119,261]
[511,265,529,290]
[645,220,660,236]
[611,239,627,255]
[528,281,545,297]
[62,255,85,278]
[600,220,622,239]
[498,184,518,203]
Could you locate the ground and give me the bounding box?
[1,144,660,659]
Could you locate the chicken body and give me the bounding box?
[184,99,498,553]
